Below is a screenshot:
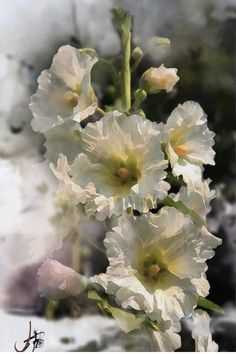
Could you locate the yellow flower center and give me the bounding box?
[102,155,141,196]
[173,144,187,156]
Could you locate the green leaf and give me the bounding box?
[163,196,206,226]
[197,297,224,314]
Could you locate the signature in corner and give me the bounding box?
[14,321,45,352]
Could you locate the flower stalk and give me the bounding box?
[112,8,132,112]
[28,6,221,351]
[121,29,131,111]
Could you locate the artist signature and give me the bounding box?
[14,321,45,352]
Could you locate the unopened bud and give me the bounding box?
[140,65,179,94]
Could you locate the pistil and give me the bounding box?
[117,167,131,181]
[173,144,187,156]
[147,264,160,279]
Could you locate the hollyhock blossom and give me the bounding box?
[38,259,87,300]
[91,208,221,323]
[163,101,215,185]
[141,64,179,94]
[192,310,219,352]
[44,120,82,164]
[52,112,169,220]
[30,45,98,133]
[171,179,215,219]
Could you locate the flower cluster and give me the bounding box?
[30,8,221,352]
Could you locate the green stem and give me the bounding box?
[45,300,58,320]
[121,30,131,112]
[68,298,80,318]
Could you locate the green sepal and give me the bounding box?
[79,47,97,58]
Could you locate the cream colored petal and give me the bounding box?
[30,45,98,133]
[44,120,82,164]
[172,159,202,184]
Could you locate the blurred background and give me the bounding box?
[0,0,235,351]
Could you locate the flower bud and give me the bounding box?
[140,64,179,94]
[38,259,87,300]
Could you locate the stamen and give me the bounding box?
[69,94,79,107]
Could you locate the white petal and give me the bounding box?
[30,45,98,133]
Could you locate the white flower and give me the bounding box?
[44,120,82,164]
[141,64,179,93]
[30,45,98,133]
[163,101,215,185]
[38,259,87,300]
[172,180,215,219]
[91,208,221,323]
[192,310,219,352]
[52,112,169,220]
